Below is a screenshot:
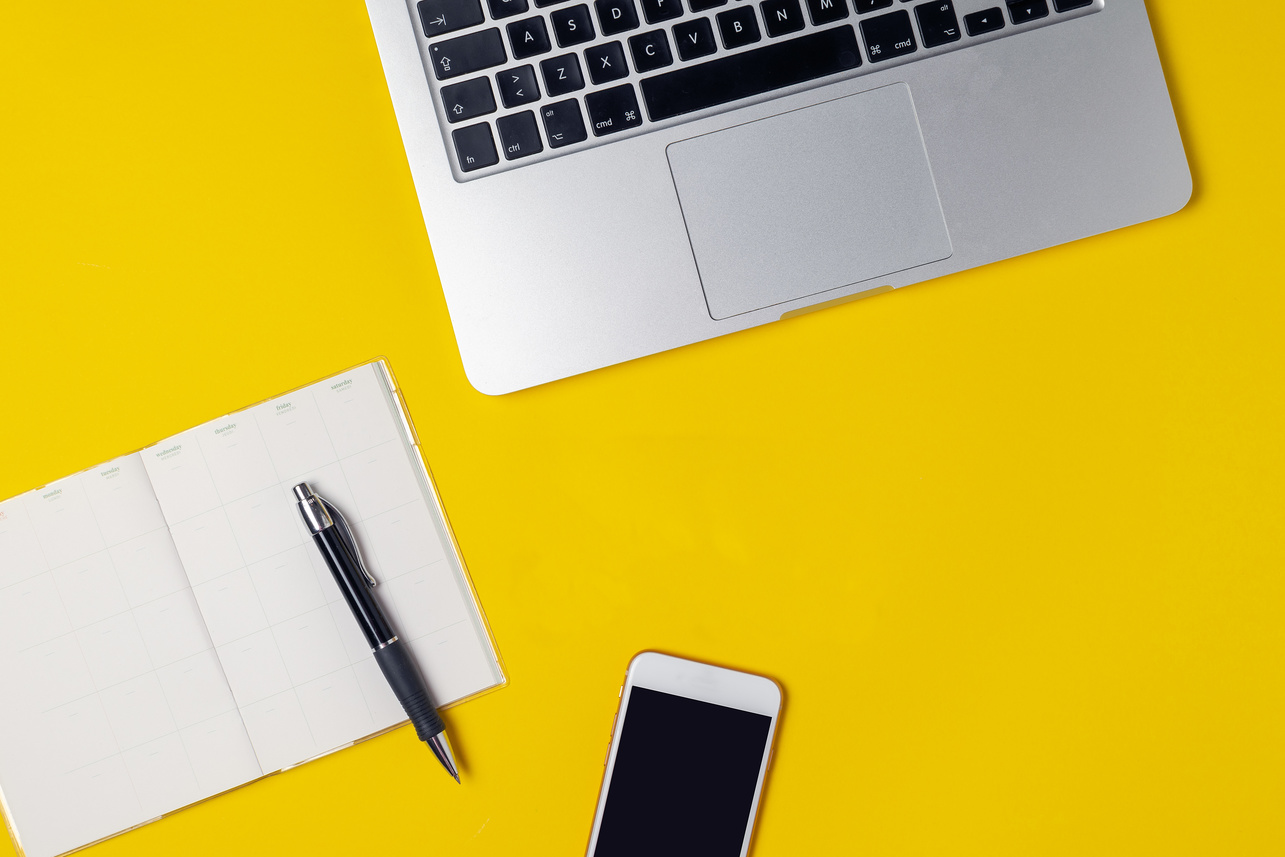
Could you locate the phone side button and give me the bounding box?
[767,747,775,770]
[604,741,611,765]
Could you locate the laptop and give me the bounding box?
[362,0,1189,394]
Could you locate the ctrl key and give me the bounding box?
[452,122,499,171]
[497,111,544,160]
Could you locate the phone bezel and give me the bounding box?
[584,651,782,857]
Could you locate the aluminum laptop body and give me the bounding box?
[363,0,1189,394]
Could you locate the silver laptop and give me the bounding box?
[363,0,1189,394]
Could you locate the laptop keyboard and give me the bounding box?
[410,0,1102,179]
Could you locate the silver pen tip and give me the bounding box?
[292,483,314,502]
[427,732,461,783]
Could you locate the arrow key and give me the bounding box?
[440,76,497,124]
[963,7,1004,36]
[418,0,485,37]
[1006,0,1049,24]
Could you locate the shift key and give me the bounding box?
[429,29,508,80]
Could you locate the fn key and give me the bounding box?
[452,122,499,171]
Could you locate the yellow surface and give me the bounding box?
[1,2,1282,855]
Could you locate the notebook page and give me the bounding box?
[0,455,262,857]
[141,363,501,773]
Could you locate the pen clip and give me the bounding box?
[319,497,377,588]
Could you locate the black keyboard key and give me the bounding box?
[541,99,588,147]
[717,6,760,49]
[689,0,727,11]
[497,110,544,159]
[452,122,499,170]
[629,29,673,72]
[441,77,497,123]
[915,1,959,47]
[805,0,848,27]
[586,40,630,82]
[534,0,572,6]
[585,84,645,136]
[761,0,804,37]
[854,0,893,12]
[1007,0,1048,23]
[963,7,1002,34]
[860,10,915,62]
[596,0,640,35]
[497,64,541,106]
[641,0,683,24]
[552,4,596,46]
[641,25,860,121]
[541,53,586,95]
[1053,0,1091,10]
[673,17,717,60]
[430,29,507,80]
[487,0,528,18]
[508,16,552,58]
[418,0,485,38]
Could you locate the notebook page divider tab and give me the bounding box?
[404,441,510,701]
[394,388,421,447]
[372,357,421,448]
[375,356,398,392]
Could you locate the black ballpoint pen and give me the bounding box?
[293,482,460,782]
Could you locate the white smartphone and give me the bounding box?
[585,652,783,857]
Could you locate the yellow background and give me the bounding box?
[2,2,1281,854]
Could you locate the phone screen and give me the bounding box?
[592,686,772,857]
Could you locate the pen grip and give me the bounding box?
[374,640,446,742]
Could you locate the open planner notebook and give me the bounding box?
[0,361,504,857]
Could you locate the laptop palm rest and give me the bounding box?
[666,83,953,320]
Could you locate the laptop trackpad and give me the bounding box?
[666,83,952,320]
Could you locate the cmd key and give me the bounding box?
[585,83,644,135]
[860,10,916,62]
